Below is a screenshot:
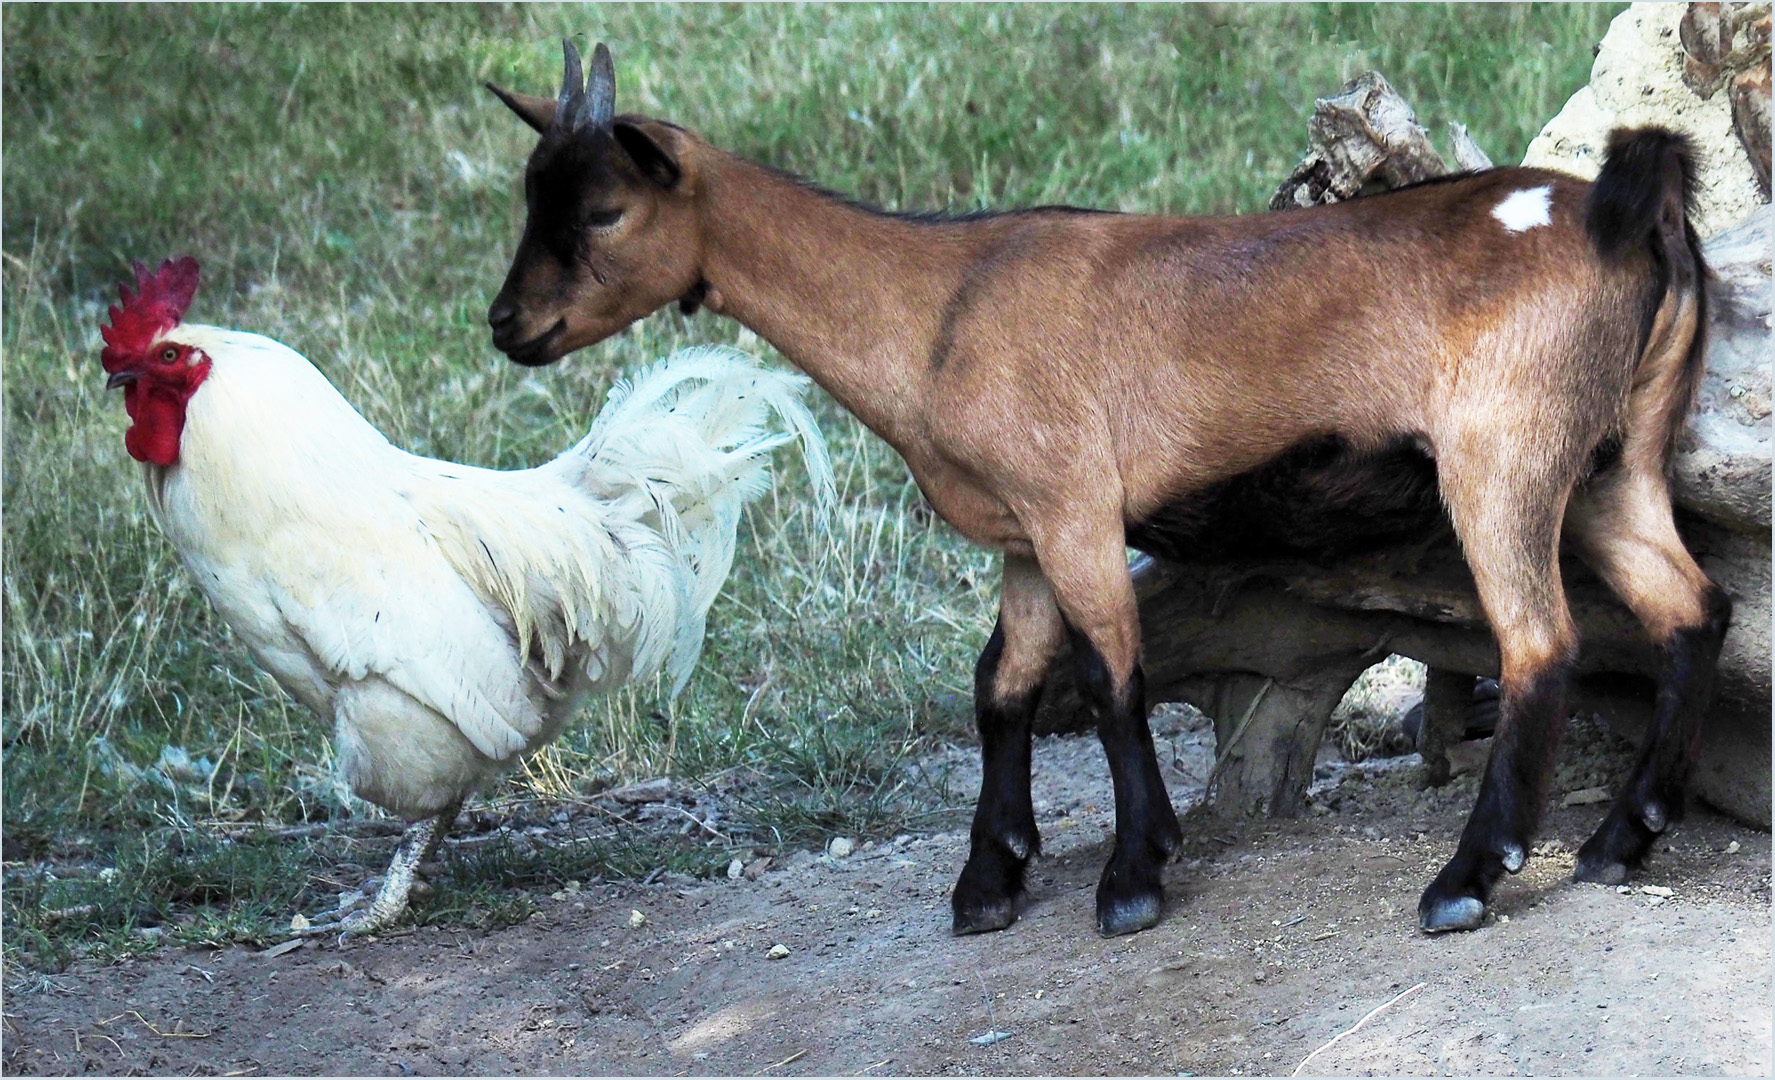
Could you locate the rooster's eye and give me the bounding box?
[161,347,179,364]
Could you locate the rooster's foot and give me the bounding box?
[289,808,455,944]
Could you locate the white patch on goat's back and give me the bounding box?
[1492,186,1553,233]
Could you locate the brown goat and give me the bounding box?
[485,43,1730,937]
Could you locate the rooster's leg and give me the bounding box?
[297,802,460,941]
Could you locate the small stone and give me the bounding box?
[1640,885,1674,898]
[969,1030,1013,1046]
[1726,841,1741,855]
[628,909,648,928]
[865,909,883,918]
[766,943,790,960]
[564,880,581,894]
[256,937,302,958]
[607,777,674,804]
[727,858,745,880]
[743,857,773,880]
[1560,787,1611,808]
[1617,885,1633,894]
[290,913,311,933]
[827,837,856,859]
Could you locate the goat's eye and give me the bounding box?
[582,208,623,229]
[160,346,179,364]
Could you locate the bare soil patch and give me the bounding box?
[5,712,1768,1077]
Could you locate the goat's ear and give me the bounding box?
[485,82,556,134]
[613,121,683,189]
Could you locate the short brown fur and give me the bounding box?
[485,51,1724,937]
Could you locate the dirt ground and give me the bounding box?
[4,709,1770,1077]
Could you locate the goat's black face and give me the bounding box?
[486,41,700,367]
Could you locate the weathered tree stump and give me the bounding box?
[1037,54,1772,828]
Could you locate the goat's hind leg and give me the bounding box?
[1420,457,1579,933]
[953,554,1065,934]
[1566,469,1731,884]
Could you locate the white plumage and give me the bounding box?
[133,325,830,933]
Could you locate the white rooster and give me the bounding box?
[99,257,830,937]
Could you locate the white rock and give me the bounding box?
[1523,2,1764,239]
[1674,206,1772,532]
[827,837,856,859]
[766,943,791,959]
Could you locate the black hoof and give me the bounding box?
[1418,846,1510,934]
[953,892,1019,935]
[1095,846,1167,937]
[1097,887,1163,937]
[1571,850,1630,886]
[951,834,1032,936]
[1418,892,1486,933]
[1574,802,1660,886]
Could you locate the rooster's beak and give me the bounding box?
[105,371,138,391]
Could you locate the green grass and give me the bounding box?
[2,2,1623,968]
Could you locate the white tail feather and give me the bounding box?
[566,345,831,693]
[417,346,828,705]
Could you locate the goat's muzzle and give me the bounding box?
[494,316,568,367]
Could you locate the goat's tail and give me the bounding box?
[1585,126,1709,470]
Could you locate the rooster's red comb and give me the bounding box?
[100,256,201,373]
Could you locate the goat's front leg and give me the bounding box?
[953,554,1065,935]
[1034,520,1182,937]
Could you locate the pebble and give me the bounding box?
[1641,885,1673,898]
[1560,787,1611,808]
[766,943,791,959]
[969,1030,1013,1046]
[727,858,745,880]
[1726,841,1741,855]
[628,909,648,928]
[607,777,674,804]
[827,837,856,859]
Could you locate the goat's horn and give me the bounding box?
[586,42,616,127]
[557,38,587,132]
